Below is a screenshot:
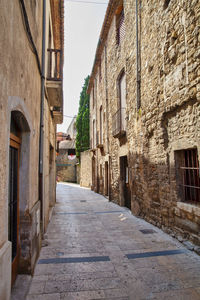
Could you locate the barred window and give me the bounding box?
[175,149,200,203]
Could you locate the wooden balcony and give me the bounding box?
[46,49,63,123]
[112,108,126,138]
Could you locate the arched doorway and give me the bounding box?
[9,111,30,285]
[9,116,21,285]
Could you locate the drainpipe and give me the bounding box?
[136,0,141,110]
[39,0,46,235]
[104,44,109,154]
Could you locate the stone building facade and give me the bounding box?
[0,0,64,298]
[80,150,92,188]
[56,139,78,182]
[56,131,68,151]
[56,118,78,182]
[88,0,200,252]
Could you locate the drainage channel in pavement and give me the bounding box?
[139,229,157,234]
[126,249,187,259]
[38,256,111,264]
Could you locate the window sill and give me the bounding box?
[177,202,200,217]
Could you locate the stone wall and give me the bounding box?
[56,149,78,182]
[80,150,92,188]
[0,0,62,296]
[88,0,200,251]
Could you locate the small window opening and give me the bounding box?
[99,60,102,81]
[92,84,95,108]
[100,106,103,144]
[163,0,171,9]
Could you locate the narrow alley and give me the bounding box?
[25,183,200,300]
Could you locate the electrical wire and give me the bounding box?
[63,115,77,118]
[63,114,90,119]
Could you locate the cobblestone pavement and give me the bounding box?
[26,183,200,300]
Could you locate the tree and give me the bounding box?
[76,76,90,159]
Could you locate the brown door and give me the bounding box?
[9,133,21,285]
[120,156,131,210]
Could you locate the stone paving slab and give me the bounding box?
[26,183,200,300]
[26,293,60,300]
[11,275,32,300]
[148,287,200,300]
[60,290,105,300]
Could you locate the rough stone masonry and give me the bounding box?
[86,0,200,253]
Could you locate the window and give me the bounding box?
[175,149,200,203]
[93,119,96,148]
[47,21,52,78]
[92,80,97,109]
[116,5,125,45]
[68,149,76,156]
[119,70,126,130]
[163,0,170,9]
[99,60,102,82]
[92,85,95,108]
[119,71,126,108]
[112,70,126,138]
[100,106,103,144]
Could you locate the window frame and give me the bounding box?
[99,105,103,144]
[163,0,171,9]
[175,148,200,204]
[115,4,125,46]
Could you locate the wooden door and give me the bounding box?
[9,133,21,285]
[105,161,108,196]
[120,156,131,210]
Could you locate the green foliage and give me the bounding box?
[76,76,90,158]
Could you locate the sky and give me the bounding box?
[57,0,108,133]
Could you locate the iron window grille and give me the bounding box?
[176,149,200,203]
[112,107,126,138]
